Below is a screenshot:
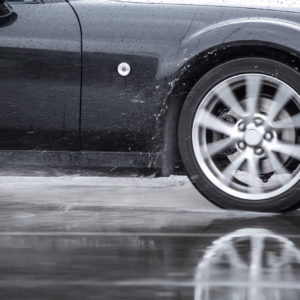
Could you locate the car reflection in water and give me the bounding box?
[195,228,300,300]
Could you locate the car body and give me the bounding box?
[1,0,300,211]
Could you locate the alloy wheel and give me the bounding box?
[192,74,300,200]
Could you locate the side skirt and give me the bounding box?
[0,150,162,175]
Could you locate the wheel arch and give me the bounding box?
[160,41,300,176]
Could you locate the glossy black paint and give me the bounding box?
[0,0,81,150]
[72,1,195,153]
[1,0,300,173]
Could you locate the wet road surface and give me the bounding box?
[1,175,300,299]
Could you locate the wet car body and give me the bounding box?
[0,0,300,179]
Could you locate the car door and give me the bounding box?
[0,0,81,151]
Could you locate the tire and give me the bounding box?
[178,57,300,212]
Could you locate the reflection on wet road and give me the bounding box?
[1,176,300,299]
[195,228,300,300]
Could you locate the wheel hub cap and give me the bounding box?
[244,128,262,146]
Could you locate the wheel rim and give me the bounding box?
[192,73,300,200]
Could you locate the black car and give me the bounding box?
[1,0,300,212]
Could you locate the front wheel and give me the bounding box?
[178,58,300,212]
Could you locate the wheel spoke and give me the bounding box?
[195,110,234,136]
[247,156,262,194]
[204,137,235,158]
[222,153,246,183]
[273,113,300,129]
[267,150,292,183]
[269,142,300,160]
[267,84,294,122]
[215,82,246,117]
[246,75,261,117]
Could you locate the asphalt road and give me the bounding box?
[1,175,300,300]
